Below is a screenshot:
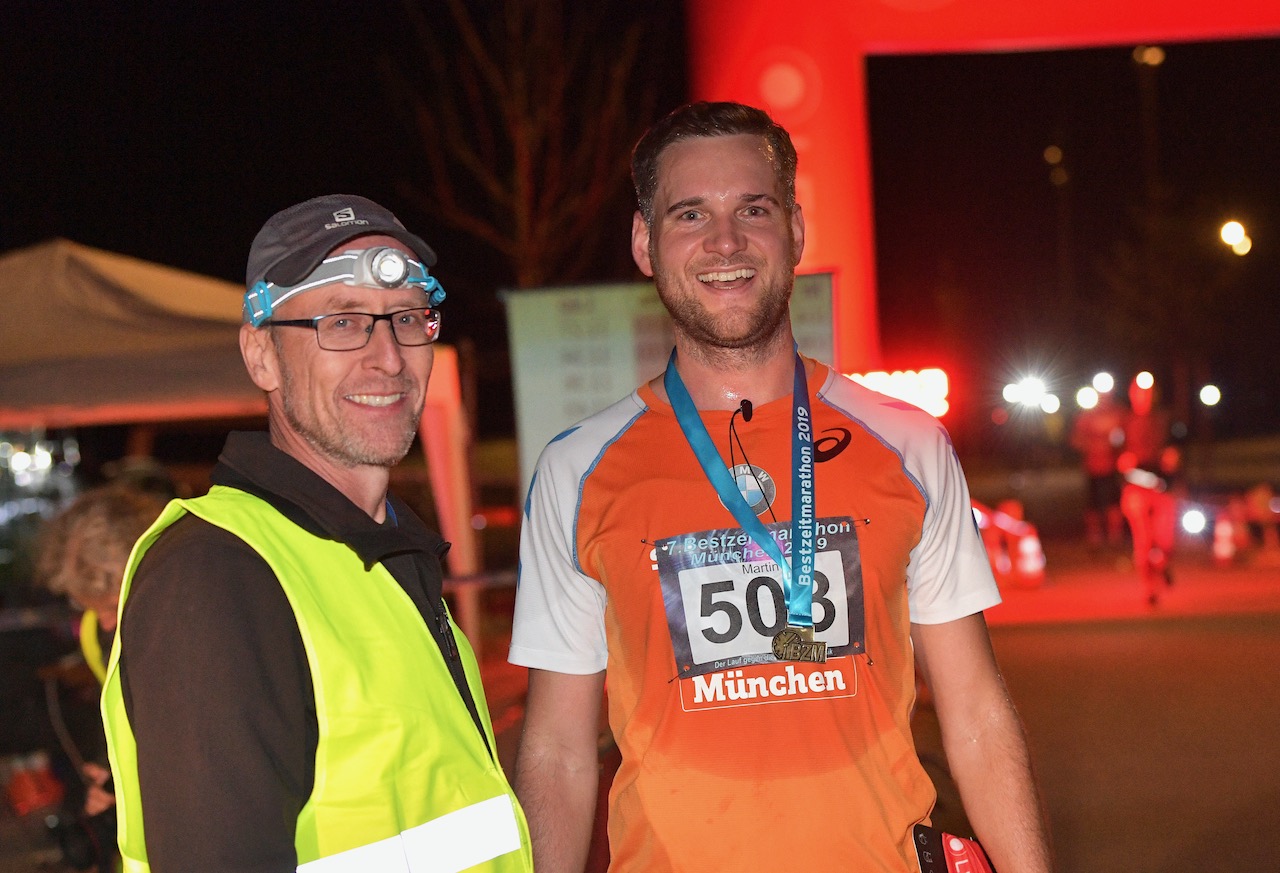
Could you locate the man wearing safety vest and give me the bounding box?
[102,195,532,873]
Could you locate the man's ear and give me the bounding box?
[240,323,281,393]
[790,203,806,267]
[631,211,655,277]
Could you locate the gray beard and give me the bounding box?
[281,389,419,469]
[273,333,420,469]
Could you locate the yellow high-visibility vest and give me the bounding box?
[102,486,532,873]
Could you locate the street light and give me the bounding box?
[1132,45,1166,67]
[1004,376,1047,408]
[1220,220,1252,256]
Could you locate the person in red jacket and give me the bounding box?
[1118,373,1178,605]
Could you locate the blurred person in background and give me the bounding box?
[1069,389,1126,548]
[35,482,169,871]
[37,483,169,816]
[1118,374,1178,605]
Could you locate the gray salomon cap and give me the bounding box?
[245,194,437,290]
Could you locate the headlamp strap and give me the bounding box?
[243,248,446,326]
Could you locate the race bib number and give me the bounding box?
[656,517,866,680]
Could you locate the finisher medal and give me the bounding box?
[667,349,827,667]
[771,625,828,663]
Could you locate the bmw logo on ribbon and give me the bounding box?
[728,463,776,516]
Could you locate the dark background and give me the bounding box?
[868,39,1280,453]
[4,12,1277,865]
[3,3,1277,449]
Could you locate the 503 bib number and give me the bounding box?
[656,518,866,676]
[700,570,838,643]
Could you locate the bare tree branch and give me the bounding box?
[387,0,659,287]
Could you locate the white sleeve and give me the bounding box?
[904,424,1001,625]
[507,395,645,674]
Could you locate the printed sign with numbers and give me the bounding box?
[656,517,865,679]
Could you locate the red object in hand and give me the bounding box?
[941,832,995,872]
[914,823,996,873]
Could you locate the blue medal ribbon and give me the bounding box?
[664,349,816,628]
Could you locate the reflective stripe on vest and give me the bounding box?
[80,610,107,684]
[297,795,522,873]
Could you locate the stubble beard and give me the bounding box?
[654,259,795,363]
[275,342,421,470]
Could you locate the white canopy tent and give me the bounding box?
[0,239,480,577]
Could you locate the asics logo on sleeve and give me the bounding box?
[814,428,852,462]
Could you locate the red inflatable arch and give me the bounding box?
[687,0,1280,371]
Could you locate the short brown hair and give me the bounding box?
[631,101,798,225]
[37,485,168,603]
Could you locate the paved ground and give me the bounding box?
[987,542,1280,871]
[994,609,1280,871]
[5,538,1278,872]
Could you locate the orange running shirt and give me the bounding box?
[510,360,1000,872]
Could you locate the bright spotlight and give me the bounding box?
[1092,372,1115,393]
[1040,394,1061,414]
[849,368,950,417]
[1135,371,1154,390]
[1232,236,1252,256]
[1199,384,1222,406]
[1076,387,1099,409]
[1017,377,1047,408]
[1181,508,1207,535]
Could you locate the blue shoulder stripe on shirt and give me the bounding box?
[549,424,582,444]
[570,405,648,576]
[521,424,582,521]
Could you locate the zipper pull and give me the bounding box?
[438,605,458,660]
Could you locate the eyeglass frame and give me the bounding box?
[265,307,443,351]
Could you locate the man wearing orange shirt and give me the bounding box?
[510,102,1051,872]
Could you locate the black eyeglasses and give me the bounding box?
[266,308,442,351]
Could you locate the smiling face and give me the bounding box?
[241,235,434,486]
[632,133,805,357]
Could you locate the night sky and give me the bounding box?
[3,4,1277,443]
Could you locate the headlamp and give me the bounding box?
[363,248,411,287]
[244,246,446,326]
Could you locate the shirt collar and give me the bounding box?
[211,431,445,570]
